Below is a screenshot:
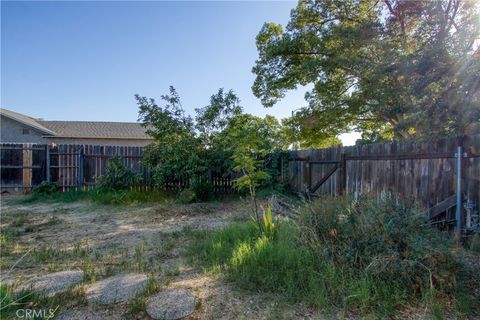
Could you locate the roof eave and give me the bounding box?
[1,114,56,136]
[44,136,154,140]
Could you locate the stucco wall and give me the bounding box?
[0,116,46,144]
[1,116,152,146]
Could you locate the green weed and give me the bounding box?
[128,276,162,317]
[0,282,86,319]
[33,242,91,264]
[134,243,147,272]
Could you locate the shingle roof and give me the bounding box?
[0,108,55,135]
[38,120,152,140]
[1,108,152,140]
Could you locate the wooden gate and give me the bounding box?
[288,135,480,233]
[0,144,47,192]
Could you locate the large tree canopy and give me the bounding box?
[253,0,480,141]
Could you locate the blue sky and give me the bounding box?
[1,1,359,144]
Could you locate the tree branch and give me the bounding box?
[384,0,405,35]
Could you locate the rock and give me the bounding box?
[18,270,83,296]
[146,289,195,320]
[55,308,102,320]
[85,273,148,305]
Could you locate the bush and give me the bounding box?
[96,157,143,191]
[176,178,213,203]
[190,178,213,201]
[177,188,196,204]
[31,181,60,196]
[469,234,480,254]
[297,195,462,313]
[190,195,473,317]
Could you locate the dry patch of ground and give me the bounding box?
[0,195,320,319]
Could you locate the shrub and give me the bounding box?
[176,178,213,203]
[299,196,454,275]
[177,188,196,204]
[469,234,480,254]
[297,195,461,312]
[190,178,213,201]
[190,195,472,317]
[31,181,60,195]
[96,157,143,191]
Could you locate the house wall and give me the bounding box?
[1,116,153,146]
[0,116,46,144]
[47,137,153,147]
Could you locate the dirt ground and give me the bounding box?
[0,195,322,320]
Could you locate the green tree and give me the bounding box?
[136,87,205,187]
[195,89,243,174]
[282,115,342,149]
[195,88,243,145]
[253,0,480,141]
[226,114,285,222]
[137,87,288,201]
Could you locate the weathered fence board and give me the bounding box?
[1,143,235,193]
[288,135,480,213]
[0,144,47,191]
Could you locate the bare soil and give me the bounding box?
[0,195,321,319]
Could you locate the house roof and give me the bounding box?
[38,120,153,140]
[0,108,56,135]
[1,108,152,140]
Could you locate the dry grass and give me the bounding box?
[0,194,318,319]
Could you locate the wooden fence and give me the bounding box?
[288,135,480,227]
[2,136,479,219]
[0,143,235,193]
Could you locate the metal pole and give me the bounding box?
[46,145,51,182]
[455,145,462,237]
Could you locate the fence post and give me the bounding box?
[307,159,312,193]
[339,153,347,195]
[455,142,463,238]
[77,147,84,191]
[46,145,51,182]
[22,144,33,193]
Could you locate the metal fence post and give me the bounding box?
[455,144,463,237]
[46,145,51,182]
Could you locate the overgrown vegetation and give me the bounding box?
[136,87,291,202]
[96,156,143,191]
[190,195,478,317]
[31,181,60,196]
